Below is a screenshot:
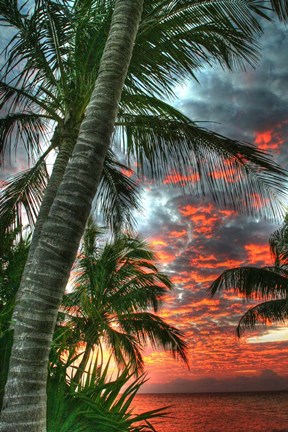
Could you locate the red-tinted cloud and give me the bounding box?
[190,255,243,269]
[245,243,272,265]
[179,203,236,238]
[254,127,285,152]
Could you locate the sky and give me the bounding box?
[1,5,288,395]
[135,17,288,393]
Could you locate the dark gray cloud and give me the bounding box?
[142,369,288,393]
[174,20,288,146]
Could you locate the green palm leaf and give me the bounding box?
[0,80,61,122]
[117,312,189,366]
[0,159,49,228]
[1,0,288,233]
[48,355,167,432]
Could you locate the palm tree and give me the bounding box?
[210,217,288,337]
[1,0,288,240]
[1,2,144,429]
[1,1,288,430]
[58,220,187,385]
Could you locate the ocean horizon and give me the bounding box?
[132,391,288,432]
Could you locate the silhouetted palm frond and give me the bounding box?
[210,266,288,300]
[0,160,49,228]
[237,299,288,337]
[210,214,288,336]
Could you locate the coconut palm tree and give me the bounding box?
[210,217,288,336]
[1,0,288,242]
[0,3,145,429]
[58,220,187,385]
[2,1,288,430]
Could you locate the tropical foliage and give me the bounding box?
[0,226,29,409]
[54,219,188,385]
[1,0,288,239]
[210,217,288,336]
[47,355,167,432]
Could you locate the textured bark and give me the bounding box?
[0,1,144,431]
[28,136,74,259]
[13,132,75,330]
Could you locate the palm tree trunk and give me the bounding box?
[12,135,74,325]
[28,138,74,258]
[0,1,144,431]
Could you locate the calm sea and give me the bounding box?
[132,392,288,432]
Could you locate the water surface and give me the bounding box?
[132,391,288,432]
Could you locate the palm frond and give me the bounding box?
[0,0,29,29]
[0,113,50,161]
[269,217,288,266]
[0,80,62,122]
[117,97,288,219]
[237,299,288,337]
[0,159,49,230]
[118,312,189,367]
[74,231,171,312]
[269,0,288,21]
[62,224,187,374]
[129,0,268,98]
[94,150,143,232]
[1,0,72,108]
[105,326,144,372]
[108,277,169,314]
[210,266,288,300]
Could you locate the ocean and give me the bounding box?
[132,391,288,432]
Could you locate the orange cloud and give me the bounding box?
[169,229,187,238]
[254,129,284,152]
[191,255,243,269]
[156,250,175,264]
[179,203,232,238]
[150,238,168,247]
[171,274,191,285]
[192,255,243,269]
[149,238,175,264]
[192,271,220,284]
[179,204,208,217]
[215,259,244,268]
[245,243,272,265]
